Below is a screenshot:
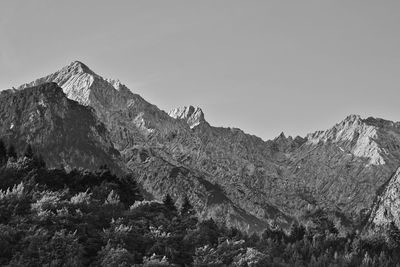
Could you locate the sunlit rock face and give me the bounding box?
[15,61,400,232]
[305,114,400,166]
[368,168,400,230]
[168,106,205,129]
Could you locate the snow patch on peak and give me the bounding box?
[168,106,205,128]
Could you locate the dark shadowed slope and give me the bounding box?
[0,82,124,174]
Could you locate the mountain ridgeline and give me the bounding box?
[3,61,399,233]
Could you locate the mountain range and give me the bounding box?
[2,61,400,233]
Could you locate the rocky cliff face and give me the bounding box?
[367,167,400,230]
[14,61,400,232]
[0,82,123,173]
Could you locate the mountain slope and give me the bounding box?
[17,61,400,232]
[19,62,286,231]
[0,82,123,173]
[367,167,400,230]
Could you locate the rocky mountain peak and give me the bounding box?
[274,132,288,141]
[17,61,197,148]
[18,61,97,106]
[343,114,362,124]
[305,114,390,165]
[17,61,143,112]
[168,105,206,128]
[66,60,96,75]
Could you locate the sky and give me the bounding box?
[0,1,399,140]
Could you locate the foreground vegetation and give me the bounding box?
[1,141,400,266]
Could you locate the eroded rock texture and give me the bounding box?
[11,61,400,232]
[0,82,123,173]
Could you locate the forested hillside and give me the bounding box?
[1,140,400,266]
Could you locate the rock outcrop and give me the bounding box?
[168,106,206,129]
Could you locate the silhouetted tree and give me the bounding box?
[117,174,143,206]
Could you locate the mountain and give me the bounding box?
[0,82,123,173]
[18,61,280,231]
[12,61,400,232]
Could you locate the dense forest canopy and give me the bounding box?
[0,140,400,266]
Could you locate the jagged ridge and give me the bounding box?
[13,61,400,232]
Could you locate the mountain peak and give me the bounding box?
[306,114,389,165]
[66,61,96,75]
[168,105,206,128]
[342,114,362,124]
[276,132,286,139]
[17,61,138,108]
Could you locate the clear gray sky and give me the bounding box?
[1,1,399,140]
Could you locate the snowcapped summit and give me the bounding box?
[168,106,206,128]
